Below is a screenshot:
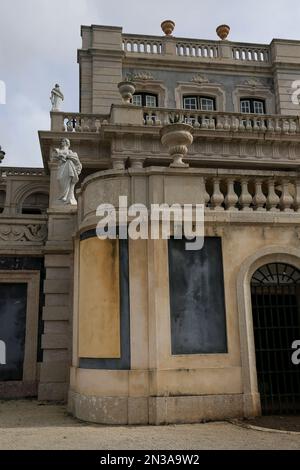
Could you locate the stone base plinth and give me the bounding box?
[68,390,245,425]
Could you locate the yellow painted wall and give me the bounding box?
[78,237,121,358]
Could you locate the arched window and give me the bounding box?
[21,192,49,215]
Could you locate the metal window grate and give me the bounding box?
[251,263,300,415]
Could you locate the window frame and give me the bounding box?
[183,95,216,111]
[132,92,158,108]
[240,98,266,115]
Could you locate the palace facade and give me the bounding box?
[1,21,300,424]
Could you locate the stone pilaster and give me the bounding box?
[38,162,77,402]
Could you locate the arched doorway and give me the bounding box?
[251,263,300,415]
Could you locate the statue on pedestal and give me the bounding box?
[50,84,64,111]
[52,138,82,205]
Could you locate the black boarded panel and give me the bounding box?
[168,237,227,355]
[0,283,27,381]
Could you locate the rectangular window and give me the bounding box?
[240,98,265,114]
[200,97,215,111]
[240,100,251,113]
[145,95,157,107]
[168,237,227,355]
[254,100,265,114]
[183,97,198,110]
[132,94,142,106]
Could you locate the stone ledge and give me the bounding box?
[68,391,244,425]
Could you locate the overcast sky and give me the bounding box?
[1,0,300,167]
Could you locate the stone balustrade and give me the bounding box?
[122,35,163,54]
[203,170,300,212]
[122,33,271,64]
[50,112,110,133]
[231,44,270,62]
[175,41,219,58]
[142,108,300,135]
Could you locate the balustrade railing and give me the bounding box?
[232,45,270,62]
[122,34,271,64]
[122,35,163,54]
[51,112,110,133]
[142,108,300,134]
[176,42,219,58]
[203,171,300,212]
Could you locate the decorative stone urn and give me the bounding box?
[118,80,136,104]
[161,20,175,36]
[160,123,194,168]
[216,24,230,40]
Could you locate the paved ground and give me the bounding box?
[0,400,299,450]
[243,415,300,432]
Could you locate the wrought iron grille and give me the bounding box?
[251,263,300,415]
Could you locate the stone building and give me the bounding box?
[0,21,300,424]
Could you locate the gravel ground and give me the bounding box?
[0,400,299,450]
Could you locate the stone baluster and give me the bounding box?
[253,119,259,132]
[94,119,101,133]
[239,178,253,211]
[275,118,281,133]
[216,115,224,130]
[223,115,231,131]
[211,177,224,211]
[201,115,208,129]
[253,179,266,211]
[204,178,211,209]
[246,118,252,132]
[282,120,290,134]
[238,117,245,131]
[260,119,267,132]
[225,178,238,211]
[209,116,215,129]
[266,179,280,212]
[267,118,274,133]
[279,179,294,212]
[293,179,300,212]
[66,118,74,132]
[289,119,297,134]
[74,116,81,132]
[231,116,238,132]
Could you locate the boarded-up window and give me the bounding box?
[168,237,227,355]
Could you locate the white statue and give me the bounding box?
[50,84,64,111]
[52,138,82,205]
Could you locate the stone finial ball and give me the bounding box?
[161,20,175,36]
[216,24,230,40]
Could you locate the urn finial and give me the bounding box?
[216,24,230,40]
[161,20,175,36]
